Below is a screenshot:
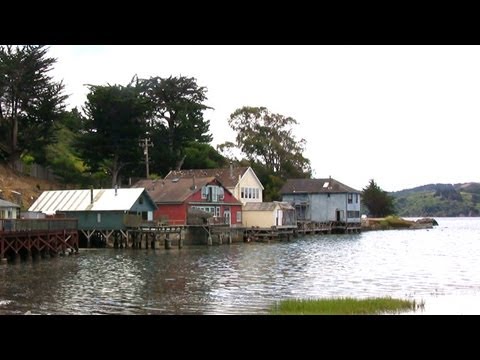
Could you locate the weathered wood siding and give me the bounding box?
[283,193,361,223]
[61,211,127,230]
[0,207,19,219]
[130,193,157,214]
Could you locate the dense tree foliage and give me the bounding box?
[182,142,227,169]
[227,106,311,178]
[220,106,311,201]
[362,179,395,217]
[0,45,67,165]
[45,108,88,184]
[139,76,213,175]
[76,79,149,187]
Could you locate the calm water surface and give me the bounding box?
[1,217,479,314]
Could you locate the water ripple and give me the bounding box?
[1,218,480,314]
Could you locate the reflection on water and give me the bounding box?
[1,217,480,314]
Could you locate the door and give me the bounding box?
[224,209,231,225]
[336,210,341,222]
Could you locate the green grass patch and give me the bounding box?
[271,297,420,315]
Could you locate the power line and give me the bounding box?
[139,138,153,178]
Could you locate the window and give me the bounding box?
[347,211,360,218]
[241,187,259,199]
[97,213,101,223]
[139,196,144,205]
[236,211,242,223]
[348,193,353,204]
[355,194,359,203]
[203,185,224,202]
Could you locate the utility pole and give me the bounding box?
[139,138,153,178]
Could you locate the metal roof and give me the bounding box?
[280,178,360,194]
[28,188,150,214]
[243,201,294,211]
[0,199,21,208]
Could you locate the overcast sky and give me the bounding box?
[47,45,479,192]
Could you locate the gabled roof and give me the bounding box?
[132,177,234,203]
[0,199,20,208]
[280,178,360,194]
[243,201,294,211]
[28,188,155,214]
[165,166,256,189]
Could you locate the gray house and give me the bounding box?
[0,199,20,219]
[280,178,361,224]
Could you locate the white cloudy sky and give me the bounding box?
[47,45,479,192]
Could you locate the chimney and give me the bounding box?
[191,174,196,190]
[115,184,118,196]
[90,186,93,204]
[230,161,233,178]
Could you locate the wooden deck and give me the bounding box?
[1,219,79,263]
[244,226,297,242]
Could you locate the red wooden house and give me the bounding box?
[132,176,243,226]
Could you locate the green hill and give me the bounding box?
[391,183,480,217]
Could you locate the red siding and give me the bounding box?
[230,205,242,225]
[154,179,243,226]
[154,204,187,225]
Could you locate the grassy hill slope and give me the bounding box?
[391,183,480,217]
[0,164,63,210]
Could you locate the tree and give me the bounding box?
[139,76,213,175]
[0,45,67,166]
[45,108,89,185]
[182,142,227,169]
[362,179,395,217]
[221,106,311,201]
[226,106,311,179]
[76,79,149,187]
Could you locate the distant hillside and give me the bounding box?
[391,183,480,217]
[0,163,64,210]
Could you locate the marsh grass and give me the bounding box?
[271,297,420,315]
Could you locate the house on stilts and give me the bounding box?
[280,177,361,233]
[28,187,157,247]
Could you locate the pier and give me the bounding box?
[0,219,79,264]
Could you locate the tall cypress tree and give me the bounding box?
[0,45,67,165]
[362,179,395,217]
[76,79,149,187]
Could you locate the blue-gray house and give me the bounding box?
[28,187,157,247]
[280,177,361,224]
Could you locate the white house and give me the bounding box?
[164,165,264,205]
[280,177,361,224]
